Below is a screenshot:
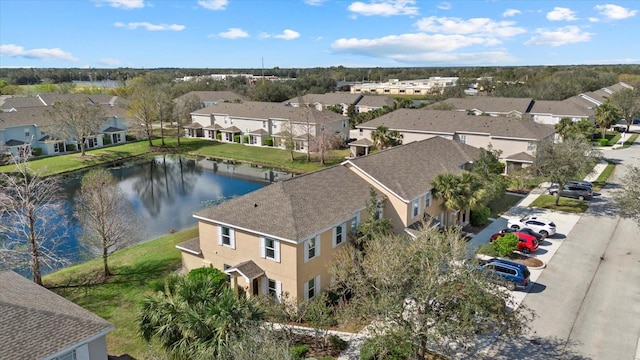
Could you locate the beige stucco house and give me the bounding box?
[185,101,349,151]
[354,109,555,174]
[176,136,479,301]
[0,271,114,360]
[430,97,535,118]
[283,93,395,115]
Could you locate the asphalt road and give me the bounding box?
[491,137,640,360]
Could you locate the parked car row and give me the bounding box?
[548,180,593,201]
[477,257,531,291]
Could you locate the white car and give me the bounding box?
[507,216,556,238]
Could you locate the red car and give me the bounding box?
[489,232,539,254]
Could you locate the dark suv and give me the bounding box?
[479,258,531,290]
[548,183,593,200]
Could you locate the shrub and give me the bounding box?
[598,138,609,146]
[360,333,413,360]
[329,335,348,351]
[243,135,249,144]
[216,132,222,140]
[31,147,42,156]
[265,137,273,146]
[492,233,519,257]
[187,267,228,289]
[234,134,241,143]
[125,134,136,141]
[470,205,491,226]
[65,144,75,152]
[476,243,498,257]
[102,136,112,145]
[289,344,310,360]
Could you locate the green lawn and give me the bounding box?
[487,192,524,218]
[529,194,589,213]
[592,161,616,191]
[0,137,350,176]
[621,133,639,149]
[44,227,198,359]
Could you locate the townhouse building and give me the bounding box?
[185,101,350,151]
[354,109,555,174]
[0,94,129,157]
[176,136,479,301]
[283,93,396,115]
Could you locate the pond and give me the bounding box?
[19,155,290,276]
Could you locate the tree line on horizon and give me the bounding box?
[1,64,639,102]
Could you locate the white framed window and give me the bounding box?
[375,203,383,220]
[425,193,432,208]
[359,129,363,136]
[333,223,346,247]
[305,275,320,300]
[217,226,235,249]
[304,236,320,263]
[459,135,467,144]
[262,278,282,301]
[24,129,30,137]
[350,214,359,234]
[263,121,267,128]
[53,142,63,153]
[54,350,77,360]
[260,237,280,262]
[412,199,420,217]
[527,141,536,151]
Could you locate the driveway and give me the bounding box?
[487,141,640,359]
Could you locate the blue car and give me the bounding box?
[480,258,531,291]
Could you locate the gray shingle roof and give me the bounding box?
[176,237,202,255]
[284,94,395,109]
[357,109,555,140]
[226,260,264,280]
[0,103,127,129]
[347,136,480,201]
[194,165,375,242]
[505,151,535,162]
[0,271,113,360]
[529,100,592,117]
[175,91,248,103]
[192,101,348,125]
[434,97,534,114]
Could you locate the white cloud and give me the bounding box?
[595,4,638,20]
[94,0,145,9]
[589,17,600,22]
[503,9,521,17]
[114,22,185,31]
[546,7,577,21]
[415,16,526,38]
[99,58,122,66]
[437,2,451,10]
[304,0,328,5]
[218,28,249,39]
[0,44,78,62]
[525,26,592,46]
[198,0,228,10]
[348,0,419,17]
[274,29,300,40]
[331,34,517,64]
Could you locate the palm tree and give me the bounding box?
[371,125,402,150]
[139,273,264,359]
[432,172,484,227]
[595,100,621,139]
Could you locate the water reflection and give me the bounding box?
[50,155,290,273]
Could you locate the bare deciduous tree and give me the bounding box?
[174,94,202,145]
[75,168,141,277]
[46,98,106,156]
[0,154,69,285]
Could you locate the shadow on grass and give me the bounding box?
[490,335,591,360]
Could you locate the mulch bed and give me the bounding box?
[508,253,544,268]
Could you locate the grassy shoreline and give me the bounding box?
[0,136,350,177]
[44,227,199,358]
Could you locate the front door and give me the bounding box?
[252,278,259,296]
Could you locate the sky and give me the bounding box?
[0,0,639,69]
